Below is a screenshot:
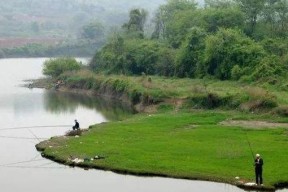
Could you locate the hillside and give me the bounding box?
[0,0,165,39]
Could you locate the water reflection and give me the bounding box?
[44,90,135,121]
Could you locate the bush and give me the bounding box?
[186,93,232,109]
[240,87,278,111]
[43,57,82,78]
[273,106,288,117]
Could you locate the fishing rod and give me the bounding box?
[0,125,71,131]
[241,127,255,161]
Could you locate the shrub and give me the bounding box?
[273,106,288,117]
[186,93,231,109]
[240,87,278,111]
[43,57,82,78]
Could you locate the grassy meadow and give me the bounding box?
[34,73,288,190]
[37,110,288,189]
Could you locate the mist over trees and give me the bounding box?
[0,0,166,38]
[0,0,166,57]
[90,0,288,83]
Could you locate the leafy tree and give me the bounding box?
[43,57,82,78]
[204,0,235,8]
[90,33,126,74]
[203,28,266,80]
[152,0,197,43]
[274,0,288,37]
[200,7,245,32]
[236,0,266,36]
[251,55,284,80]
[261,38,288,56]
[122,9,148,39]
[175,27,207,78]
[81,22,105,40]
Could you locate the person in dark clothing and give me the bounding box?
[73,120,80,130]
[255,154,264,185]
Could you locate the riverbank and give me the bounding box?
[36,110,288,191]
[33,75,288,191]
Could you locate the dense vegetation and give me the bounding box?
[90,0,288,82]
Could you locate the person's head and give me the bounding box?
[256,154,260,159]
[75,120,77,122]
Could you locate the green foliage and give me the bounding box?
[251,56,284,80]
[231,65,242,80]
[203,28,265,80]
[175,27,207,78]
[86,0,288,84]
[122,9,148,39]
[90,36,173,76]
[240,87,278,112]
[43,57,82,78]
[200,7,245,33]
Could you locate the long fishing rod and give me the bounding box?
[241,127,255,161]
[0,125,71,131]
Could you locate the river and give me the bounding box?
[0,58,285,192]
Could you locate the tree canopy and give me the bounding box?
[89,0,288,83]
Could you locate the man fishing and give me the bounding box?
[254,154,264,186]
[72,120,80,130]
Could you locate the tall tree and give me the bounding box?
[205,0,235,8]
[122,9,148,39]
[236,0,266,36]
[152,0,197,41]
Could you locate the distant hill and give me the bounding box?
[0,0,166,39]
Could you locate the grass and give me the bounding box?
[56,72,288,113]
[37,110,288,189]
[36,73,288,190]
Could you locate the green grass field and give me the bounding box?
[38,110,288,189]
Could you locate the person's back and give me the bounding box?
[73,120,80,130]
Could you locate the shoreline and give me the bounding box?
[30,78,287,192]
[35,136,276,192]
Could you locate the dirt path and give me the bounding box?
[220,120,288,129]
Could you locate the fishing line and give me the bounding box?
[27,128,41,142]
[0,135,48,140]
[241,127,255,161]
[2,164,68,170]
[0,159,46,167]
[0,125,71,131]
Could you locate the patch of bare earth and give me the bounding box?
[220,120,288,129]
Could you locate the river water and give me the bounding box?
[0,58,283,192]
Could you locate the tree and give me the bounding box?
[274,0,288,37]
[201,7,245,32]
[175,27,207,78]
[236,0,266,36]
[31,22,40,33]
[203,28,266,80]
[205,0,235,8]
[122,9,148,39]
[152,0,197,42]
[81,22,105,40]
